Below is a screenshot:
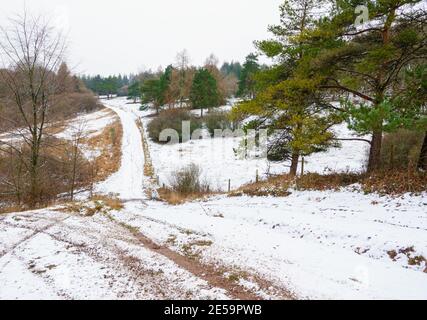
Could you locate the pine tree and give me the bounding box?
[304,0,427,172]
[237,54,260,99]
[393,64,427,170]
[128,81,141,103]
[140,66,174,114]
[232,0,338,176]
[141,79,162,113]
[160,65,174,107]
[190,68,220,118]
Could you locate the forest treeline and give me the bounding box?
[80,51,251,113]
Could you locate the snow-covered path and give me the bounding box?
[99,98,427,300]
[0,99,233,300]
[0,99,269,300]
[1,98,426,300]
[109,98,427,300]
[95,100,146,200]
[114,192,427,300]
[0,209,229,299]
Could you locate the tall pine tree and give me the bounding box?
[190,68,220,118]
[237,54,260,99]
[303,0,427,172]
[232,0,338,176]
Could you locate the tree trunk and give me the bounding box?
[29,153,38,208]
[367,129,383,173]
[29,130,40,208]
[418,131,427,171]
[290,152,299,176]
[70,144,79,201]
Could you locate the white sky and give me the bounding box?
[0,0,283,75]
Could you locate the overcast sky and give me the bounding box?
[0,0,283,75]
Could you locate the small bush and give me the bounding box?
[170,164,209,195]
[204,110,237,137]
[50,93,102,122]
[147,109,202,144]
[91,195,124,211]
[158,164,215,205]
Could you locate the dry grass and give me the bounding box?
[230,175,294,198]
[0,205,28,215]
[62,194,124,217]
[0,112,123,214]
[157,187,218,205]
[158,169,426,204]
[44,108,114,137]
[361,170,427,195]
[135,119,155,179]
[295,172,361,191]
[181,240,213,261]
[387,247,427,272]
[91,194,124,211]
[230,170,427,198]
[84,117,123,182]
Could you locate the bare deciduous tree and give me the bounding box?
[175,49,191,108]
[67,120,87,201]
[0,12,67,207]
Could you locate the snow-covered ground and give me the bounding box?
[0,99,229,300]
[139,100,368,190]
[0,108,116,145]
[113,190,427,299]
[0,208,228,300]
[55,108,116,140]
[95,99,146,200]
[1,97,426,300]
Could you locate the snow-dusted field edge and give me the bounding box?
[1,97,426,300]
[138,101,369,191]
[129,98,426,299]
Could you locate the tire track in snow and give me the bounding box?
[0,215,71,259]
[97,99,294,300]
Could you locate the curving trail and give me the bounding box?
[3,98,424,300]
[0,98,274,300]
[95,100,146,201]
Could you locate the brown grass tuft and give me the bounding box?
[295,173,361,191]
[157,187,217,205]
[230,170,426,198]
[91,194,125,211]
[361,170,427,195]
[84,118,123,182]
[62,195,124,217]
